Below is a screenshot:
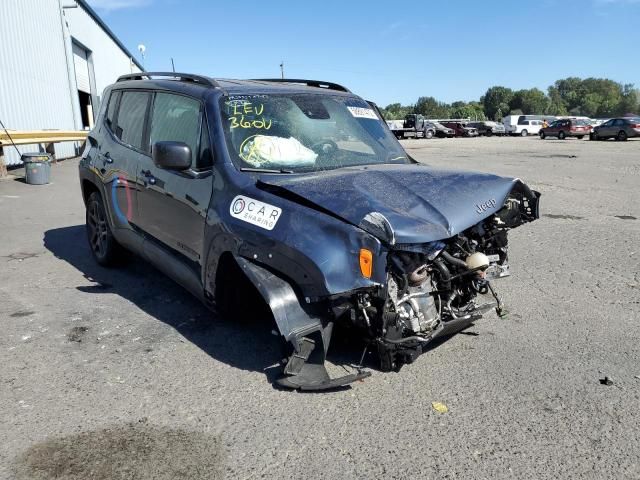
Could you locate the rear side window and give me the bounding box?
[150,93,201,166]
[115,91,151,151]
[105,91,120,131]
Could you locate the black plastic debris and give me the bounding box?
[599,376,613,386]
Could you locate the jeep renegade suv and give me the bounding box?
[79,73,539,390]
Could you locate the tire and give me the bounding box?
[558,131,566,140]
[577,135,584,140]
[590,132,597,141]
[520,129,528,137]
[617,130,628,141]
[486,131,493,137]
[539,131,546,140]
[86,191,126,267]
[424,129,434,139]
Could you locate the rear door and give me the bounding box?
[136,92,214,265]
[99,89,152,229]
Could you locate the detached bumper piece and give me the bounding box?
[378,313,485,372]
[236,256,370,391]
[277,334,371,391]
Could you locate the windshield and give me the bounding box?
[220,94,409,173]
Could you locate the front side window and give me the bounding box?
[220,94,409,173]
[115,91,151,151]
[150,93,202,166]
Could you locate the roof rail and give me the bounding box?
[116,72,220,88]
[252,78,351,93]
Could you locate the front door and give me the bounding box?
[136,92,214,265]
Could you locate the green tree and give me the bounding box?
[482,86,514,120]
[547,86,568,116]
[450,101,486,120]
[415,96,450,119]
[381,103,413,120]
[618,84,639,116]
[510,88,549,114]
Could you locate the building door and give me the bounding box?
[72,42,94,129]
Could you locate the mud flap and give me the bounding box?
[235,256,370,390]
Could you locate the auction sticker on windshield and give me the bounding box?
[230,195,282,230]
[347,106,378,120]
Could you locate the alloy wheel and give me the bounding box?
[88,201,108,259]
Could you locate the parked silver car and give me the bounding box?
[591,117,640,141]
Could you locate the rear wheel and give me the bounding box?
[86,192,126,267]
[577,135,584,140]
[520,129,528,137]
[558,131,566,140]
[617,130,628,141]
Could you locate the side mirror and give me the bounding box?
[152,141,191,170]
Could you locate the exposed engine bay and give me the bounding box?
[348,184,539,372]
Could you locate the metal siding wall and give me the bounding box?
[64,6,142,110]
[0,0,77,165]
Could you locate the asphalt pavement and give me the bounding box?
[1,136,639,479]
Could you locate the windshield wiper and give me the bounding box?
[240,167,294,174]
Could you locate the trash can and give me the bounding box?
[21,153,52,185]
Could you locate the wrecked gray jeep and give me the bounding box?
[79,73,540,390]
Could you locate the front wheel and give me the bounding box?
[539,131,546,140]
[558,131,566,140]
[590,132,597,141]
[520,129,528,137]
[424,129,434,139]
[86,192,126,267]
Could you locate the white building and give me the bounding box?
[0,0,143,165]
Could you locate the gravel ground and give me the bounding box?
[1,136,639,479]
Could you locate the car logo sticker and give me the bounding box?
[230,195,282,230]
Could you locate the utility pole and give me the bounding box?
[171,57,175,73]
[280,61,284,79]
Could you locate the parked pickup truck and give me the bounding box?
[390,114,436,140]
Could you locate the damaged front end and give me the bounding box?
[349,181,540,373]
[242,180,539,391]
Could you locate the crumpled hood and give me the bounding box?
[258,164,527,244]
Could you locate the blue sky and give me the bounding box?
[88,0,640,107]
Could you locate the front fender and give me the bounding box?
[204,186,387,301]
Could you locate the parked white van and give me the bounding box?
[503,115,556,136]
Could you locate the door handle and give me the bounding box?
[140,169,156,186]
[100,151,113,164]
